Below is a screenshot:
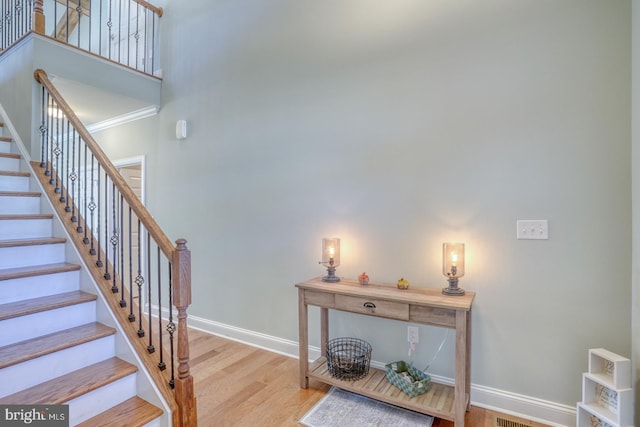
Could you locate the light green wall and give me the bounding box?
[0,38,37,153]
[94,0,631,409]
[633,0,640,419]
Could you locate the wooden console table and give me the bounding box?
[296,277,475,426]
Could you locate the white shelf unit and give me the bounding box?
[576,349,632,427]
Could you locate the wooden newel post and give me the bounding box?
[172,239,197,426]
[33,0,45,35]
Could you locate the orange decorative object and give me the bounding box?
[358,272,369,285]
[397,278,410,290]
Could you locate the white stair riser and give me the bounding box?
[0,196,40,214]
[0,335,115,398]
[0,301,97,347]
[0,270,80,304]
[0,141,11,153]
[67,374,138,425]
[142,418,162,427]
[0,175,29,192]
[0,243,65,269]
[0,156,19,171]
[0,218,52,239]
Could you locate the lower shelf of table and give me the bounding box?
[307,357,466,422]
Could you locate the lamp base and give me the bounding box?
[442,278,465,296]
[322,267,340,283]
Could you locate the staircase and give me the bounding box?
[0,122,165,426]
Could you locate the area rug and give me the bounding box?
[299,387,434,427]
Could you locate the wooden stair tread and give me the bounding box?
[0,152,19,159]
[0,214,53,220]
[0,357,137,405]
[0,170,29,177]
[77,396,163,427]
[0,290,97,321]
[0,190,41,197]
[0,262,81,281]
[0,322,115,369]
[0,136,11,142]
[0,237,66,248]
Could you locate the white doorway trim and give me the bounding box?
[113,155,146,206]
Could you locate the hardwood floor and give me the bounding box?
[190,328,550,427]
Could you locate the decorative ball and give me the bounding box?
[396,277,410,290]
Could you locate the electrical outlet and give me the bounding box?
[516,220,549,240]
[407,326,419,344]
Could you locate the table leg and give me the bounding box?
[466,308,472,410]
[298,288,309,388]
[320,307,329,356]
[454,310,468,426]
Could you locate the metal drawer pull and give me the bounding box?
[363,302,376,312]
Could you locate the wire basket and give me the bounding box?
[385,360,431,397]
[326,337,372,381]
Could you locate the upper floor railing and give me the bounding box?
[1,0,162,76]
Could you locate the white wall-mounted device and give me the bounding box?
[176,119,188,140]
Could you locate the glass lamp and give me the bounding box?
[320,238,340,282]
[442,242,465,295]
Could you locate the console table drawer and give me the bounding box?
[335,295,409,320]
[410,305,456,327]
[304,290,335,307]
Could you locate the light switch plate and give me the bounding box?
[516,220,549,240]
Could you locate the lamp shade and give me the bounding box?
[321,238,340,268]
[442,242,464,279]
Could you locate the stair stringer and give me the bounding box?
[0,105,173,427]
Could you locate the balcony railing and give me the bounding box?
[1,0,162,76]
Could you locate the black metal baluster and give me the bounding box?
[109,182,117,290]
[69,128,77,217]
[76,0,81,47]
[45,92,52,177]
[39,86,47,169]
[98,0,103,56]
[1,2,5,50]
[65,0,69,43]
[81,143,88,238]
[15,0,20,45]
[127,202,134,317]
[59,117,67,204]
[147,232,155,353]
[103,172,110,279]
[91,164,102,267]
[107,0,112,59]
[52,106,61,191]
[167,263,175,389]
[117,0,122,63]
[9,0,13,47]
[142,6,148,73]
[136,218,144,337]
[157,246,165,371]
[125,0,130,67]
[134,2,140,69]
[119,192,126,307]
[89,156,97,254]
[87,0,91,51]
[53,0,57,38]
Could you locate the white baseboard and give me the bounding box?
[187,314,576,426]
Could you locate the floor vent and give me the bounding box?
[493,414,533,427]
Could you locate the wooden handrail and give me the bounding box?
[133,0,163,17]
[34,69,174,260]
[34,68,196,426]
